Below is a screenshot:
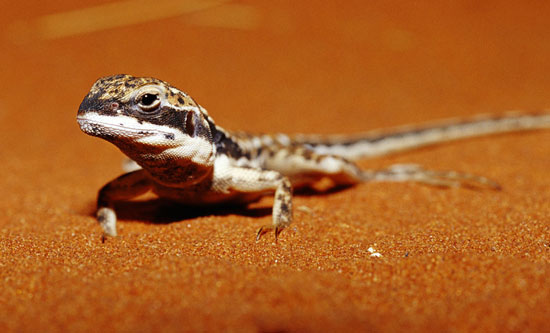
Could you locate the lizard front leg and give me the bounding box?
[96,169,152,237]
[213,165,293,241]
[258,176,293,241]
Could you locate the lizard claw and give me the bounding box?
[256,225,284,243]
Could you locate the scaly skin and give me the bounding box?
[77,74,550,241]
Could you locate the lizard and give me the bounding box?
[76,74,550,241]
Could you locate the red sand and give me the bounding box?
[1,1,550,332]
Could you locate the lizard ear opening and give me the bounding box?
[185,111,196,136]
[183,109,213,142]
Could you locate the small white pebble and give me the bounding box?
[367,247,375,253]
[370,253,382,258]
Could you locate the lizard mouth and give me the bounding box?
[77,116,174,140]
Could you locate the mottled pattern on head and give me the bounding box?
[77,74,217,142]
[79,74,199,113]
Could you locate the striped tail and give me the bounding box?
[291,111,550,160]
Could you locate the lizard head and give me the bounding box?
[77,74,216,184]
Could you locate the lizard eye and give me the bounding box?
[137,93,161,112]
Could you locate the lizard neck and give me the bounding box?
[207,118,250,160]
[115,135,216,188]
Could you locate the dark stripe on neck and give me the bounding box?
[207,118,250,159]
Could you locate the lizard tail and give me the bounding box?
[289,111,550,160]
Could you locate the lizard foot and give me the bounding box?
[368,164,502,190]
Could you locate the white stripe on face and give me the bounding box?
[77,112,181,142]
